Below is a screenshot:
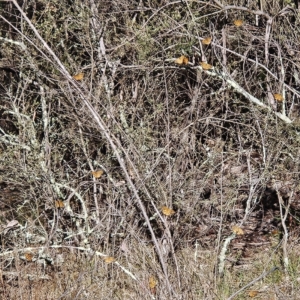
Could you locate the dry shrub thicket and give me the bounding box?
[1,0,300,299]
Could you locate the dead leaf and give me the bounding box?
[103,256,116,264]
[175,55,189,65]
[232,225,244,235]
[161,206,175,216]
[55,199,65,208]
[273,93,284,102]
[234,19,243,27]
[248,290,258,297]
[92,169,104,178]
[73,72,84,81]
[202,37,212,45]
[200,62,212,70]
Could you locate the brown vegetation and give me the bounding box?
[1,0,300,299]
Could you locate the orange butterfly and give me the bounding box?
[232,225,244,235]
[161,206,175,216]
[248,290,258,297]
[103,256,116,263]
[73,72,84,81]
[202,37,212,45]
[200,62,212,70]
[25,252,33,261]
[175,55,189,65]
[92,169,104,178]
[234,19,243,27]
[273,93,284,102]
[55,199,65,208]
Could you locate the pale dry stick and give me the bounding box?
[243,153,253,220]
[39,85,52,171]
[241,46,255,94]
[89,0,102,39]
[86,24,100,100]
[227,266,279,300]
[141,122,203,226]
[265,19,272,65]
[267,84,277,111]
[256,0,263,26]
[9,1,172,293]
[264,17,273,108]
[277,190,293,272]
[221,27,227,71]
[277,43,286,116]
[242,153,261,224]
[218,233,236,276]
[255,120,267,165]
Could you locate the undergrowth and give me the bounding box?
[1,0,300,299]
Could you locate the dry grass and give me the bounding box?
[1,0,300,299]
